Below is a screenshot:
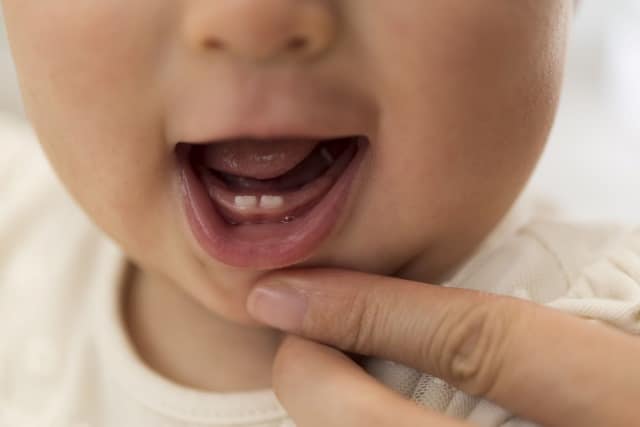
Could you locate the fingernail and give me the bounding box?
[247,286,307,332]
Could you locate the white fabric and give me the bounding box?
[1,111,639,426]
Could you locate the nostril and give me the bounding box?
[203,35,308,56]
[204,37,226,50]
[186,1,337,62]
[286,36,309,52]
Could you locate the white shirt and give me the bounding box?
[1,111,639,426]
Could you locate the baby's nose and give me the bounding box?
[184,0,338,63]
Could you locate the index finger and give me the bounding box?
[248,268,640,427]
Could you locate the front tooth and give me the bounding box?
[234,195,258,210]
[260,195,284,209]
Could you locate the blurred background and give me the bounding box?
[1,2,638,222]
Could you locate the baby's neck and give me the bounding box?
[123,267,283,392]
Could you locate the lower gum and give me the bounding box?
[223,215,298,226]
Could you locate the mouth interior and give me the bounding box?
[188,136,362,225]
[214,138,352,192]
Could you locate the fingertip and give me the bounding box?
[273,335,353,390]
[246,285,308,331]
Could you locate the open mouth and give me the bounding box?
[176,135,368,269]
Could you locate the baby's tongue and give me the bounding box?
[201,138,319,180]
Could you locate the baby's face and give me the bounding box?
[2,1,571,323]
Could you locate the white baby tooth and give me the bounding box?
[321,148,334,164]
[260,195,284,209]
[234,195,258,210]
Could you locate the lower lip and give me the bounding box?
[176,140,367,269]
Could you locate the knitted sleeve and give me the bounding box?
[547,226,640,334]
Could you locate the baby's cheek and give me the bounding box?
[4,2,172,211]
[11,2,167,119]
[1,5,184,290]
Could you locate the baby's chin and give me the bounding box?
[199,253,407,326]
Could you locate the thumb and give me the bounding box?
[272,334,469,427]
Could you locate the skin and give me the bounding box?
[2,0,571,393]
[246,269,640,426]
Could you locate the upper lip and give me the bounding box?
[166,74,378,145]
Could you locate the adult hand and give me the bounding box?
[246,269,640,427]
